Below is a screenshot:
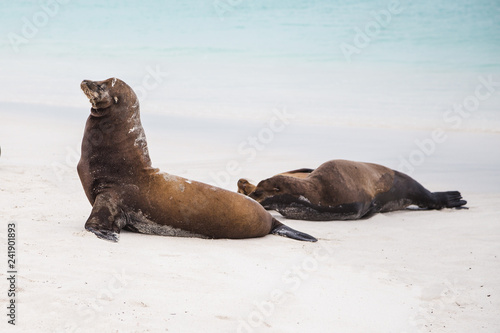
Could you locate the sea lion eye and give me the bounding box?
[274,187,280,192]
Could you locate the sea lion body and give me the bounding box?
[78,78,316,242]
[240,160,467,221]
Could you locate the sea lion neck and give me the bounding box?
[274,176,322,203]
[89,106,112,118]
[276,175,310,194]
[123,109,154,170]
[79,105,154,186]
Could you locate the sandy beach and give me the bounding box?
[1,1,500,332]
[1,102,499,332]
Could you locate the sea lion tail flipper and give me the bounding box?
[432,191,468,209]
[270,219,317,242]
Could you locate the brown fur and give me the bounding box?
[240,160,467,221]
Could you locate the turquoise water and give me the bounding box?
[2,0,499,67]
[1,0,499,130]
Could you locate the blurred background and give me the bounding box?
[1,0,499,190]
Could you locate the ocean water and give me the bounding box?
[1,0,499,131]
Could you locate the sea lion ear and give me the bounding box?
[114,96,119,104]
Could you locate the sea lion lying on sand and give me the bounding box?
[238,160,467,221]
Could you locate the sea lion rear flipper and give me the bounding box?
[283,168,315,174]
[432,191,468,209]
[237,179,256,195]
[270,219,317,242]
[84,193,126,242]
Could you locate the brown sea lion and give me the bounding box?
[238,160,467,221]
[78,78,317,242]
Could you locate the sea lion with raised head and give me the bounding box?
[78,78,317,242]
[238,160,467,221]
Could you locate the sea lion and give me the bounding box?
[238,160,467,221]
[78,78,317,242]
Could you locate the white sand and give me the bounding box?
[0,103,499,333]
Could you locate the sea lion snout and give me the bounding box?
[81,79,114,111]
[80,80,98,98]
[80,80,102,105]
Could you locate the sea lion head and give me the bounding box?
[248,175,295,204]
[81,78,138,117]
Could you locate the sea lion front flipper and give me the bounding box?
[85,226,120,242]
[270,219,317,242]
[84,192,127,242]
[237,179,256,195]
